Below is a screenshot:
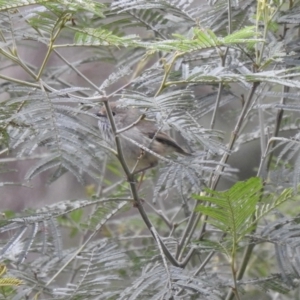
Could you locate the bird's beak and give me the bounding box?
[96,112,106,117]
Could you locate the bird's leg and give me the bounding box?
[132,163,156,175]
[133,149,147,190]
[133,149,152,190]
[134,163,157,190]
[137,171,145,191]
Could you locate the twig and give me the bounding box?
[151,227,173,292]
[145,201,173,229]
[103,99,180,267]
[178,83,259,284]
[34,201,128,299]
[52,49,101,91]
[116,115,145,134]
[175,201,197,260]
[0,73,39,88]
[0,154,52,163]
[155,52,183,97]
[212,82,259,189]
[37,16,66,79]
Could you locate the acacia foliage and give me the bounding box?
[1,0,300,299]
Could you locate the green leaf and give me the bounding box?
[194,177,263,245]
[69,207,83,223]
[137,26,263,53]
[0,0,50,11]
[71,28,138,47]
[0,0,105,16]
[255,188,294,220]
[222,26,262,44]
[3,210,16,219]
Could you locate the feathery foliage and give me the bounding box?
[1,0,300,299]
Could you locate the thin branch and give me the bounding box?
[52,49,101,91]
[116,115,145,134]
[265,87,288,172]
[0,148,9,156]
[180,83,259,279]
[128,11,167,40]
[0,154,52,163]
[145,201,172,229]
[175,251,215,297]
[34,201,128,298]
[0,73,39,88]
[155,52,183,97]
[37,17,66,79]
[151,227,173,291]
[175,201,197,260]
[211,82,259,189]
[175,0,233,266]
[103,99,180,267]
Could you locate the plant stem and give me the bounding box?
[37,17,66,79]
[103,99,180,266]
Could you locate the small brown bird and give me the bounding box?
[96,102,191,174]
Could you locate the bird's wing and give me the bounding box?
[139,120,191,156]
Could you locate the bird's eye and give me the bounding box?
[112,111,116,116]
